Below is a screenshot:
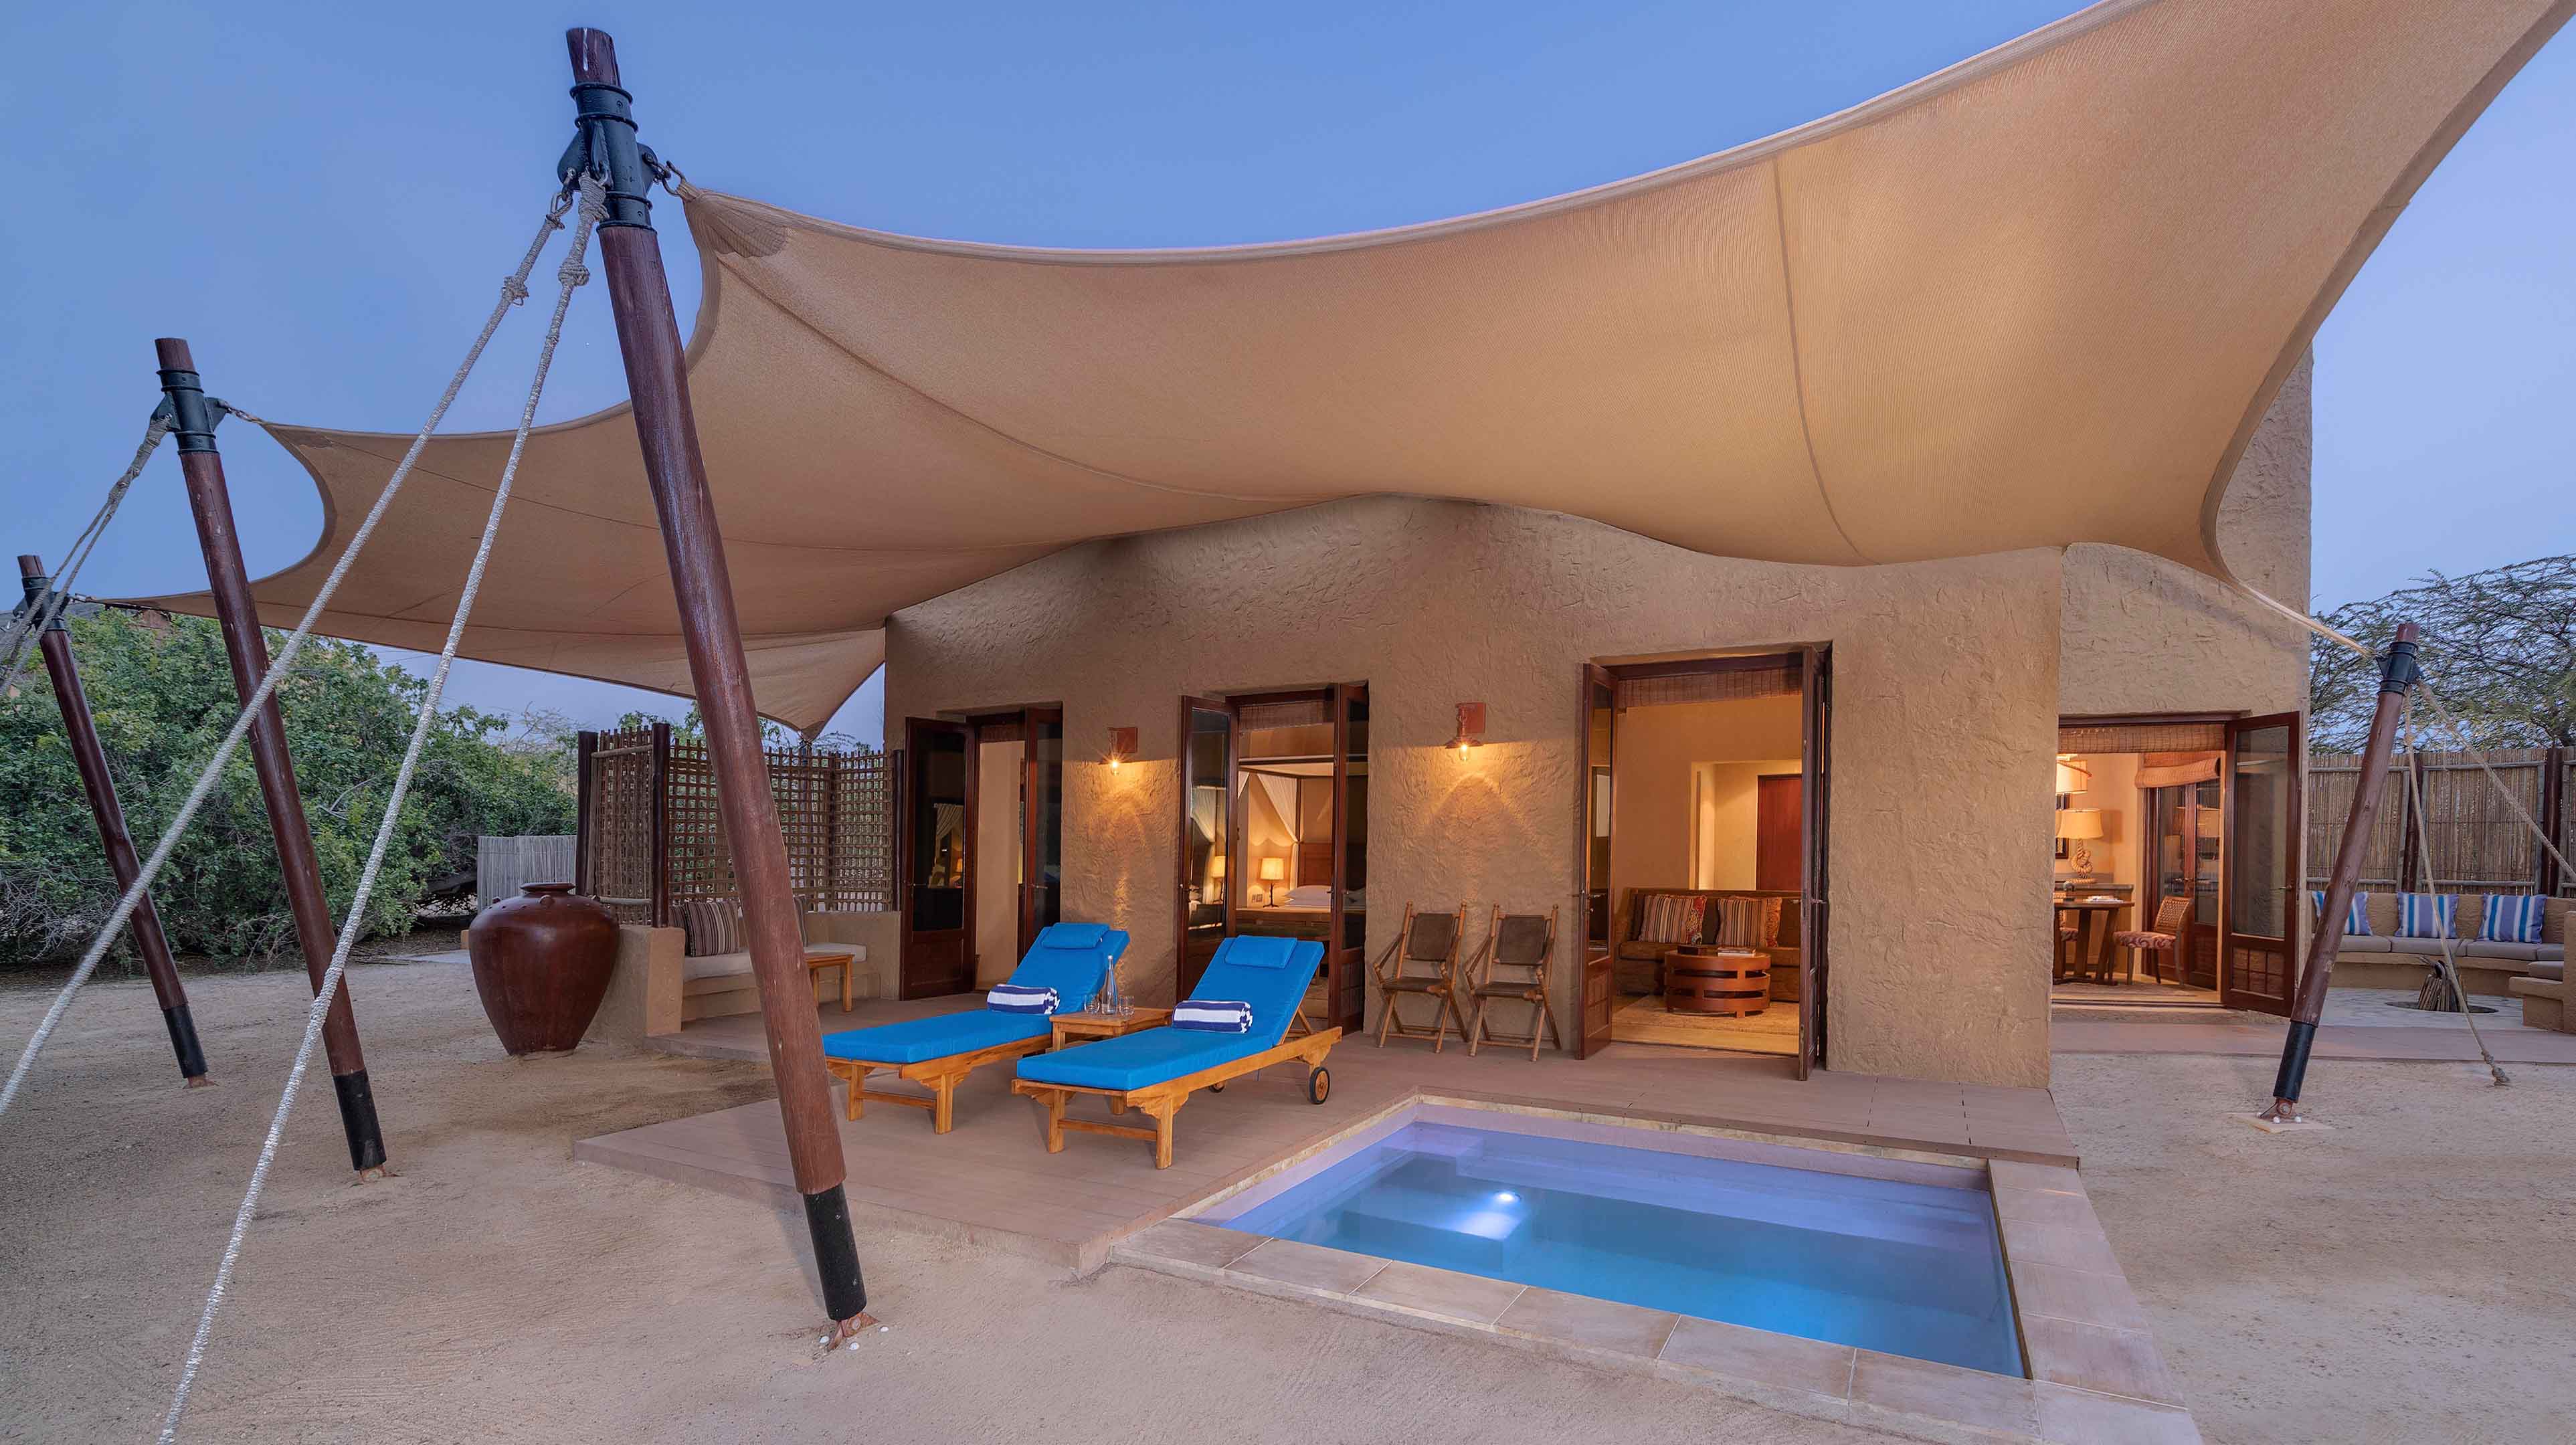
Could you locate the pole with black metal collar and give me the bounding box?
[561,26,871,1337]
[154,340,387,1173]
[2257,620,2420,1127]
[17,554,211,1086]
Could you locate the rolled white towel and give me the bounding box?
[986,983,1059,1014]
[1172,999,1252,1033]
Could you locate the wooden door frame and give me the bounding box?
[1576,663,1618,1058]
[1798,644,1832,1080]
[899,715,976,999]
[1015,706,1063,962]
[1328,682,1366,1034]
[2220,710,2305,1016]
[1175,695,1238,1001]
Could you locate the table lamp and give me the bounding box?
[1259,856,1286,905]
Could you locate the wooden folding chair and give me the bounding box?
[1372,904,1469,1051]
[1467,906,1561,1060]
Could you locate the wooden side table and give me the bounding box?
[1049,1006,1173,1050]
[804,945,862,1012]
[1664,945,1770,1016]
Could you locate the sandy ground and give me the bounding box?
[2,962,2569,1444]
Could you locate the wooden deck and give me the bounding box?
[578,996,2078,1270]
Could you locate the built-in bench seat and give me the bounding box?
[2323,894,2567,1015]
[587,908,899,1042]
[2509,957,2567,1032]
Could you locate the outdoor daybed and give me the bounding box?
[822,923,1129,1133]
[1012,935,1338,1168]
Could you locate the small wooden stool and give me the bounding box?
[804,945,860,1012]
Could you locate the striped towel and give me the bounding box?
[2478,894,2547,945]
[1172,999,1253,1033]
[2310,890,2371,937]
[986,983,1059,1014]
[2394,892,2458,940]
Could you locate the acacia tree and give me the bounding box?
[0,609,575,967]
[2308,555,2575,753]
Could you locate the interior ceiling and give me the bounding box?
[125,0,2573,732]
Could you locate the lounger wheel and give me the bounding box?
[1209,1082,1224,1092]
[1306,1066,1330,1104]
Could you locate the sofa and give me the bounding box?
[587,907,900,1042]
[2320,892,2566,1013]
[1610,887,1803,1002]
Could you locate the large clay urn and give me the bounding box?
[466,882,618,1054]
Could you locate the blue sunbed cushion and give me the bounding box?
[1016,1028,1269,1091]
[987,983,1058,1014]
[823,1009,1048,1065]
[1190,937,1325,1047]
[1006,925,1131,1011]
[1222,935,1302,969]
[1172,999,1251,1032]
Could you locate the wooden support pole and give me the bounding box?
[563,27,868,1332]
[153,340,387,1175]
[2262,621,2420,1123]
[17,555,209,1085]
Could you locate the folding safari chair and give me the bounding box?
[1371,903,1469,1052]
[1466,905,1561,1060]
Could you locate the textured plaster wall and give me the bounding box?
[887,496,2063,1088]
[2060,353,2314,718]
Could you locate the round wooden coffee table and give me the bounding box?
[1664,945,1770,1016]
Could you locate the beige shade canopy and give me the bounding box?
[130,0,2571,732]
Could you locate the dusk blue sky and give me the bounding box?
[6,2,2570,747]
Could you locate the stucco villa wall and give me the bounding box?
[887,496,2063,1088]
[2060,353,2314,719]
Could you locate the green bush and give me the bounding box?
[1,610,573,967]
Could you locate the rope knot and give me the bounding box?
[500,276,531,306]
[557,260,591,289]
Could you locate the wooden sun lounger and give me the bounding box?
[827,1034,1054,1135]
[1010,1028,1342,1169]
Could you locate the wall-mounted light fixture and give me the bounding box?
[1106,726,1137,772]
[1447,702,1485,753]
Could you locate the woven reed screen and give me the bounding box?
[2057,721,2227,754]
[1615,663,1799,709]
[2307,747,2565,896]
[584,725,662,925]
[582,730,891,924]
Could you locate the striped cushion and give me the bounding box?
[1634,894,1706,945]
[2394,892,2458,940]
[1713,896,1768,949]
[677,897,745,957]
[2478,894,2547,945]
[2310,890,2371,937]
[1172,999,1253,1032]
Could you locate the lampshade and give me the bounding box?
[2054,808,2104,840]
[1259,857,1287,882]
[2055,755,2091,795]
[1209,854,1226,877]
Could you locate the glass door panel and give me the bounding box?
[2221,713,2302,1015]
[1022,708,1063,958]
[900,716,974,998]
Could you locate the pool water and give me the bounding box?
[1204,1121,2023,1376]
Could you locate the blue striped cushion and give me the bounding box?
[2394,893,2458,940]
[2310,890,2371,937]
[2478,894,2547,945]
[1172,999,1253,1033]
[986,983,1059,1014]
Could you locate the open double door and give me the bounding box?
[1576,648,1832,1077]
[1176,684,1368,1034]
[895,708,1063,999]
